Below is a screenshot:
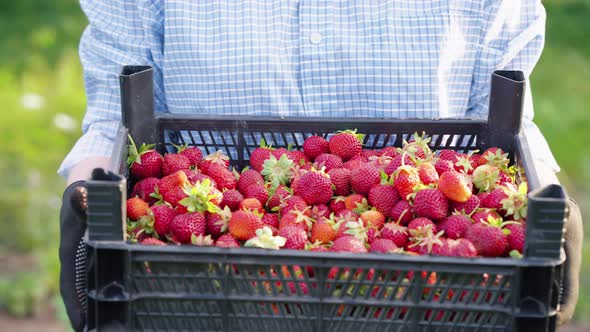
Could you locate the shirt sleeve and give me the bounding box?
[465,0,559,172]
[58,0,165,179]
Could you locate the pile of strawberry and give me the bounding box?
[126,130,527,258]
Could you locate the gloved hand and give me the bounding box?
[59,181,88,332]
[557,198,584,326]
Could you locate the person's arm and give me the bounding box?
[59,0,166,185]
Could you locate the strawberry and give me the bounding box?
[329,196,347,213]
[287,150,310,165]
[169,212,207,244]
[390,200,413,225]
[479,147,509,170]
[499,171,513,184]
[239,197,264,213]
[412,189,449,221]
[279,195,309,217]
[362,149,381,159]
[472,209,501,224]
[481,187,508,211]
[127,138,163,179]
[303,136,329,160]
[450,195,480,215]
[305,242,330,252]
[220,189,244,211]
[437,238,478,257]
[237,169,264,194]
[314,153,344,171]
[327,168,352,196]
[271,147,289,160]
[216,233,241,248]
[261,155,295,189]
[262,213,280,229]
[465,217,509,257]
[293,170,333,205]
[229,210,264,241]
[204,162,237,191]
[131,177,159,205]
[186,172,217,187]
[177,145,203,167]
[454,153,475,174]
[244,185,269,206]
[335,210,360,229]
[162,186,187,208]
[329,130,364,161]
[191,234,215,246]
[472,165,501,192]
[368,184,399,216]
[408,217,437,234]
[393,166,421,201]
[267,185,291,210]
[438,170,472,203]
[162,153,191,176]
[384,153,416,175]
[206,206,233,238]
[367,154,393,172]
[140,238,166,246]
[148,204,178,238]
[501,183,528,221]
[438,149,458,162]
[249,145,273,172]
[434,159,454,176]
[380,222,409,247]
[344,194,368,213]
[127,197,149,221]
[360,210,386,230]
[311,204,330,219]
[438,214,472,239]
[244,226,286,249]
[199,150,230,173]
[380,146,399,158]
[418,162,439,185]
[279,209,313,232]
[331,236,368,253]
[370,239,398,253]
[178,178,222,214]
[350,164,381,196]
[279,226,308,250]
[403,133,432,160]
[505,223,525,254]
[311,215,340,244]
[342,158,365,171]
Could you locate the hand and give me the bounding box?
[557,198,584,325]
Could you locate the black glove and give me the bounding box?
[557,198,584,326]
[59,181,88,332]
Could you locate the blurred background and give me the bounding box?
[0,0,587,331]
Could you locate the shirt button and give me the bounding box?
[310,32,322,44]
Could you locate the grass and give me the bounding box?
[0,0,588,325]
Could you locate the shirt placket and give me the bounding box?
[298,0,338,116]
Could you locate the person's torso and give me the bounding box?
[161,0,484,118]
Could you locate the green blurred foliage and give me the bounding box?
[0,0,588,325]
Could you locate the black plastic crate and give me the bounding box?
[84,66,567,331]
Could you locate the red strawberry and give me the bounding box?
[438,149,458,162]
[408,217,437,234]
[478,192,490,203]
[380,146,399,158]
[380,222,409,247]
[465,219,508,257]
[393,166,421,201]
[329,196,347,213]
[418,162,439,185]
[206,206,232,238]
[216,233,240,248]
[350,165,381,196]
[505,223,525,254]
[287,150,310,165]
[331,236,368,253]
[311,204,330,220]
[128,139,163,179]
[314,153,343,171]
[244,185,269,206]
[237,169,264,194]
[163,186,188,208]
[450,195,480,215]
[342,158,365,171]
[434,159,454,176]
[150,204,178,238]
[204,163,237,191]
[445,238,478,257]
[413,189,449,221]
[472,209,501,224]
[157,171,189,204]
[271,147,289,160]
[249,146,273,172]
[293,170,333,205]
[178,146,203,167]
[370,239,398,253]
[390,200,413,225]
[267,185,291,210]
[239,197,264,213]
[220,189,244,211]
[438,214,472,239]
[479,147,509,169]
[481,187,509,211]
[169,212,207,244]
[335,210,360,229]
[311,216,340,244]
[362,149,381,159]
[343,194,368,212]
[279,226,308,250]
[438,170,472,203]
[229,210,264,240]
[162,153,191,176]
[127,197,149,221]
[384,153,415,175]
[279,209,313,232]
[140,238,166,246]
[186,172,217,187]
[329,130,363,161]
[303,135,329,161]
[328,168,352,196]
[360,210,386,230]
[279,195,309,217]
[199,150,230,173]
[368,184,399,216]
[131,177,159,205]
[262,213,279,229]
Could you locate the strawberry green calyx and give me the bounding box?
[472,165,500,192]
[244,226,287,250]
[172,143,189,153]
[484,149,510,170]
[336,129,365,144]
[413,227,445,254]
[403,132,433,160]
[501,183,528,220]
[455,155,473,174]
[127,134,155,167]
[203,150,230,165]
[344,219,369,243]
[180,179,222,214]
[509,250,523,259]
[261,154,295,189]
[191,234,215,246]
[149,186,164,205]
[214,206,233,233]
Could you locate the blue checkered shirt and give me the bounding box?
[59,0,558,178]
